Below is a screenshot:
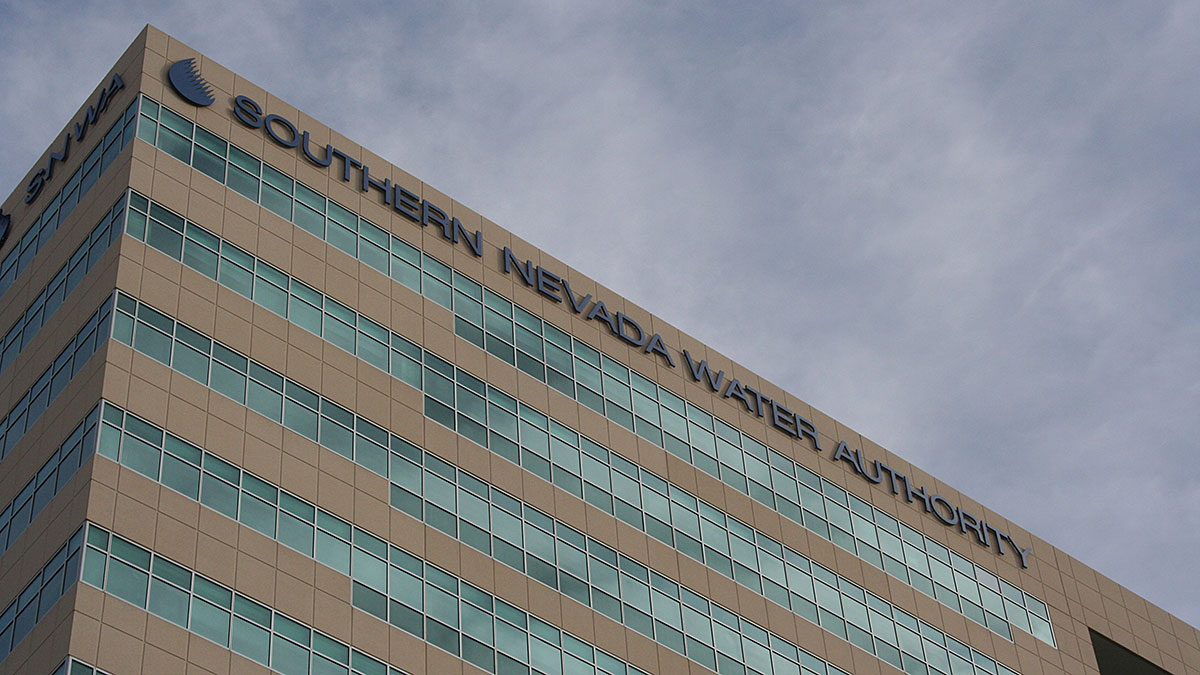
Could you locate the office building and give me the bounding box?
[0,25,1195,675]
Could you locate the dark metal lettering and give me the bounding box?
[615,313,647,347]
[770,399,798,437]
[421,201,448,232]
[683,350,725,393]
[929,495,959,525]
[561,280,592,314]
[643,334,675,367]
[859,456,884,483]
[301,132,333,167]
[585,300,618,334]
[743,385,768,417]
[903,479,934,513]
[392,185,421,222]
[24,170,46,204]
[0,210,10,250]
[503,248,535,287]
[233,95,264,128]
[329,148,361,182]
[452,219,483,257]
[263,114,299,148]
[878,463,906,496]
[361,165,393,204]
[723,378,753,412]
[794,412,821,451]
[957,508,990,547]
[536,267,564,303]
[833,442,858,470]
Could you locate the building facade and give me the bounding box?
[0,25,1194,675]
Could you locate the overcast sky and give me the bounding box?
[2,1,1198,632]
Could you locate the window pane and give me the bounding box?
[272,635,311,675]
[191,598,231,646]
[148,577,189,626]
[231,616,271,664]
[107,558,149,607]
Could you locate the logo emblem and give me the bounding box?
[168,58,214,107]
[0,210,10,250]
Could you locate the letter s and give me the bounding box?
[24,169,46,204]
[233,95,263,128]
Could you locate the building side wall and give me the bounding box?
[0,24,1196,675]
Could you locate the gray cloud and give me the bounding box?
[3,0,1198,630]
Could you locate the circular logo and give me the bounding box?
[0,211,10,251]
[168,58,214,107]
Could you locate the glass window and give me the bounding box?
[240,494,277,537]
[232,616,271,664]
[200,474,238,519]
[148,577,189,626]
[120,435,161,480]
[106,558,149,607]
[190,597,231,646]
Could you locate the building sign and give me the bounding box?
[24,73,125,205]
[167,58,214,107]
[232,95,485,258]
[830,442,1031,566]
[172,60,1034,567]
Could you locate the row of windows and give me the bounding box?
[81,520,640,675]
[134,98,449,310]
[121,188,1051,650]
[79,523,409,675]
[133,97,1055,647]
[123,190,406,387]
[356,529,845,675]
[99,399,859,675]
[52,657,112,675]
[0,526,83,667]
[0,406,99,559]
[0,296,112,464]
[413,357,1050,646]
[111,290,405,476]
[108,297,1016,675]
[0,98,137,302]
[447,283,1055,646]
[386,433,1016,675]
[96,400,373,581]
[95,400,651,675]
[89,344,837,675]
[0,196,124,378]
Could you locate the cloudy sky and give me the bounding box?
[2,1,1198,632]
